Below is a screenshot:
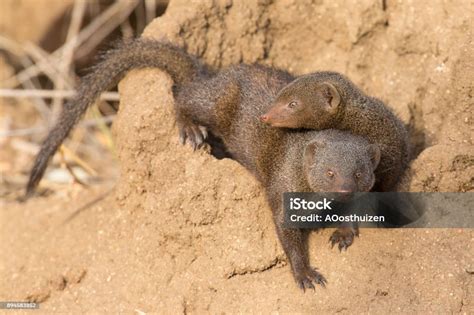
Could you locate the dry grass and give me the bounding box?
[0,0,165,197]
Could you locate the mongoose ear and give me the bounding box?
[304,140,326,167]
[368,144,381,169]
[320,83,341,112]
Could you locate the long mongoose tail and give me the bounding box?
[25,39,203,198]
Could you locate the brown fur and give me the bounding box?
[261,72,410,191]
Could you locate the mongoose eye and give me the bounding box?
[288,101,298,108]
[355,172,362,178]
[326,170,334,178]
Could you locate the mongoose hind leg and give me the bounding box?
[329,225,359,251]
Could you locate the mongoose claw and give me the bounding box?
[329,227,359,252]
[178,123,208,150]
[295,267,327,292]
[179,129,187,145]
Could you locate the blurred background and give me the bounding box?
[0,0,169,199]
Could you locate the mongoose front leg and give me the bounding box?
[329,224,359,251]
[275,223,327,291]
[269,197,327,291]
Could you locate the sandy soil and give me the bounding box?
[1,0,473,313]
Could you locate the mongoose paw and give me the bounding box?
[178,123,208,151]
[295,267,327,292]
[329,227,359,252]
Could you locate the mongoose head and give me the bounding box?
[303,138,380,193]
[260,77,341,129]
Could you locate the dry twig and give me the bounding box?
[0,115,115,137]
[0,88,119,101]
[59,146,89,187]
[74,0,140,60]
[60,144,98,176]
[0,36,50,118]
[145,0,158,24]
[52,0,87,123]
[22,42,75,88]
[1,0,140,89]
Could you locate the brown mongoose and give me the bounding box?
[173,65,381,289]
[25,39,380,290]
[259,72,409,191]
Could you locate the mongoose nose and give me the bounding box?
[336,190,354,202]
[338,190,352,193]
[260,115,269,122]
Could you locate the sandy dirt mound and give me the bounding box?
[1,0,473,313]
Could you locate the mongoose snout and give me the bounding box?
[260,99,303,128]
